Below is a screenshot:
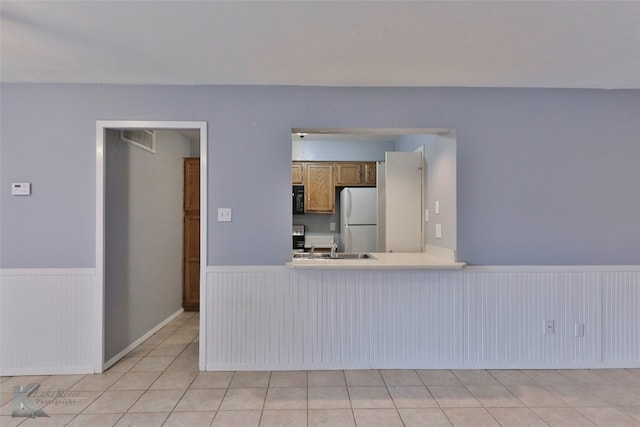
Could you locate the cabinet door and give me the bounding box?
[364,162,377,185]
[335,163,363,186]
[292,162,304,184]
[305,163,335,213]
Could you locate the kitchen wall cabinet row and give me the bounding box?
[292,161,377,186]
[292,161,376,213]
[335,162,377,186]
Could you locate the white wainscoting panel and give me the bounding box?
[0,269,96,375]
[205,266,639,370]
[206,269,465,370]
[601,271,640,362]
[464,271,601,368]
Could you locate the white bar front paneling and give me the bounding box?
[206,269,465,370]
[6,266,635,374]
[602,271,640,362]
[206,267,639,370]
[0,269,96,375]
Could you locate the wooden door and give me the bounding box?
[183,158,200,311]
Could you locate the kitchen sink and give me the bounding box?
[334,253,375,259]
[292,252,375,260]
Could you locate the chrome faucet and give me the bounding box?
[310,243,315,258]
[330,240,339,258]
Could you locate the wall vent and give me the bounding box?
[121,130,155,153]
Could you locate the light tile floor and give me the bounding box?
[2,311,640,426]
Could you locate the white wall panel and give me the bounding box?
[602,271,640,362]
[464,271,601,367]
[1,266,637,375]
[206,268,464,370]
[205,266,639,370]
[0,269,96,375]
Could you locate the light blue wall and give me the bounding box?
[1,84,639,266]
[292,139,394,161]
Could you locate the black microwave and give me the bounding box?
[292,185,304,214]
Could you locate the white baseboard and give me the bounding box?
[205,361,640,371]
[3,366,97,376]
[103,308,184,371]
[0,268,96,276]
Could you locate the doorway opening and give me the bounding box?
[95,121,207,373]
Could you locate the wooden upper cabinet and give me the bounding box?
[291,161,375,214]
[364,162,377,185]
[334,162,362,186]
[334,162,377,186]
[305,163,334,213]
[292,162,304,185]
[184,158,200,211]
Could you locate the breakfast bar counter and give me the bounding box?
[287,252,466,269]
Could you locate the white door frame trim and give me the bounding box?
[95,121,208,372]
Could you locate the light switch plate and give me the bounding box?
[425,208,429,222]
[329,222,335,231]
[217,208,232,222]
[11,182,31,196]
[435,200,440,214]
[435,223,442,239]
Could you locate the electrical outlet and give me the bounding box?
[544,319,555,335]
[425,208,429,222]
[217,208,232,222]
[330,222,336,231]
[435,224,442,239]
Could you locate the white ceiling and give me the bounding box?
[1,1,639,89]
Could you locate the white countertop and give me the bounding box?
[287,252,466,270]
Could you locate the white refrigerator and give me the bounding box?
[377,152,423,253]
[340,187,377,252]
